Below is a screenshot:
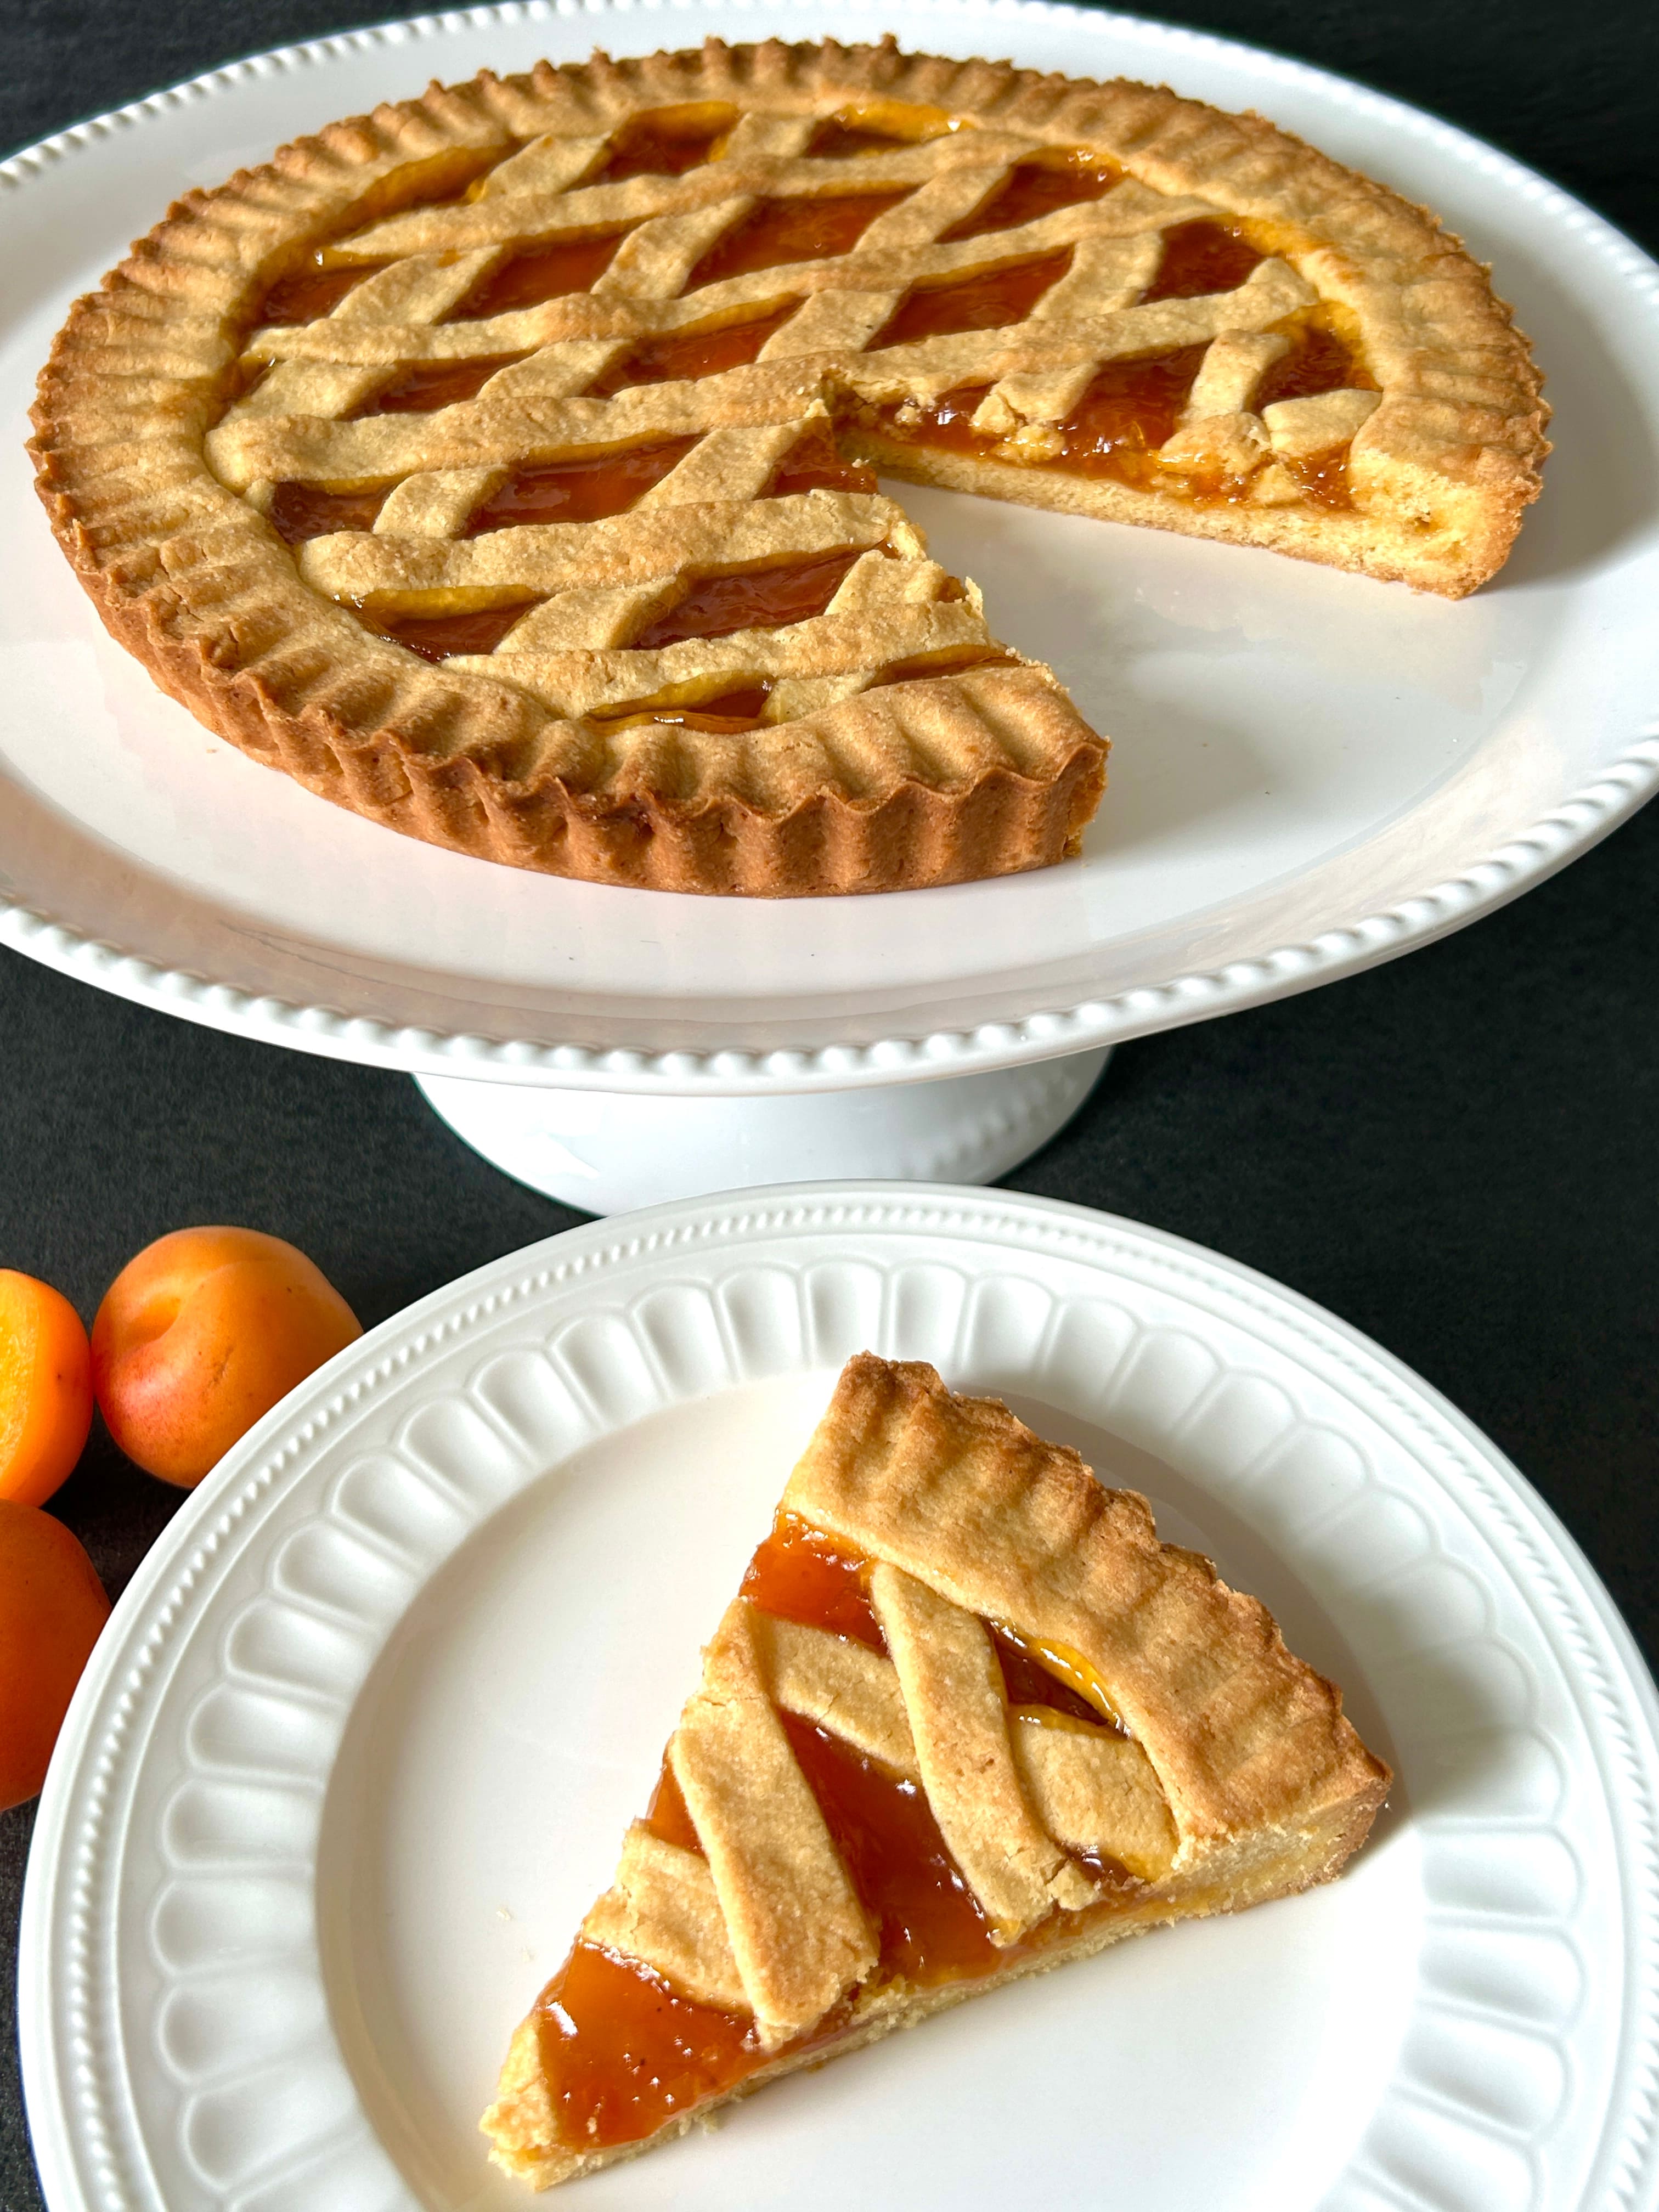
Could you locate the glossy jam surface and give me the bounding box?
[630,550,862,652]
[593,105,736,184]
[587,302,799,394]
[364,602,531,662]
[535,1942,757,2150]
[256,258,387,327]
[451,232,630,320]
[687,191,912,288]
[268,483,386,545]
[464,438,700,533]
[781,1711,998,1981]
[589,686,777,735]
[765,420,878,498]
[1255,321,1376,409]
[872,250,1072,349]
[807,112,944,160]
[1143,218,1263,301]
[353,354,522,416]
[642,1757,703,1851]
[739,1512,885,1650]
[942,154,1121,242]
[991,1626,1114,1726]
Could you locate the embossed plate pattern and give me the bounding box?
[2,3,1658,1090]
[19,1186,1659,2211]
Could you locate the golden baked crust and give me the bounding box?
[32,38,1545,896]
[481,1353,1390,2187]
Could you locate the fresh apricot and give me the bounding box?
[0,1500,110,1810]
[93,1228,362,1488]
[0,1271,94,1508]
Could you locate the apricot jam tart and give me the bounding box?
[480,1353,1390,2187]
[33,40,1544,895]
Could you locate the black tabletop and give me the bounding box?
[3,2,1656,2203]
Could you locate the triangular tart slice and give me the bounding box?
[481,1353,1390,2186]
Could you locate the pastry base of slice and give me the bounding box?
[485,1781,1380,2189]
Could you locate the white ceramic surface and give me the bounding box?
[20,1186,1659,2212]
[415,1047,1111,1206]
[3,5,1657,1095]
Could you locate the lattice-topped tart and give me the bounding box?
[481,1353,1391,2186]
[32,39,1545,897]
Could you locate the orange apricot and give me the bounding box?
[0,1500,110,1810]
[93,1227,362,1488]
[0,1271,94,1508]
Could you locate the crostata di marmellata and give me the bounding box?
[32,40,1545,895]
[480,1353,1391,2187]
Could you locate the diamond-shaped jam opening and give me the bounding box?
[268,483,387,545]
[586,301,800,394]
[255,258,391,327]
[764,421,878,498]
[805,103,959,159]
[449,231,633,320]
[685,190,912,289]
[592,103,738,183]
[870,249,1073,349]
[352,355,524,417]
[363,603,533,662]
[464,439,702,533]
[941,153,1122,243]
[630,550,865,651]
[1144,219,1263,301]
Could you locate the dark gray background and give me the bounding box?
[3,2,1656,2203]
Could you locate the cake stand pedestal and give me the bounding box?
[416,1048,1111,1212]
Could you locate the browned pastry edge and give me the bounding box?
[31,37,1548,894]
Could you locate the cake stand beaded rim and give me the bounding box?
[3,0,1657,1096]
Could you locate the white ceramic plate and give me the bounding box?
[3,4,1658,1096]
[19,1185,1659,2211]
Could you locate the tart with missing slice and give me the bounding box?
[32,39,1545,895]
[481,1353,1390,2186]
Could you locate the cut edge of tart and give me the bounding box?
[479,1352,1391,2188]
[31,37,1547,897]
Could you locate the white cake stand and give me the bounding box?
[4,2,1658,1211]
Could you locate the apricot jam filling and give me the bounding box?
[351,354,524,416]
[268,482,386,546]
[449,230,632,319]
[805,106,960,160]
[629,550,864,651]
[1143,218,1263,301]
[764,419,878,498]
[592,104,737,183]
[362,603,532,663]
[586,300,800,394]
[532,1511,1138,2152]
[535,1941,757,2150]
[587,687,777,736]
[256,258,392,326]
[941,152,1122,242]
[871,249,1073,349]
[463,438,701,532]
[868,312,1369,502]
[687,190,913,288]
